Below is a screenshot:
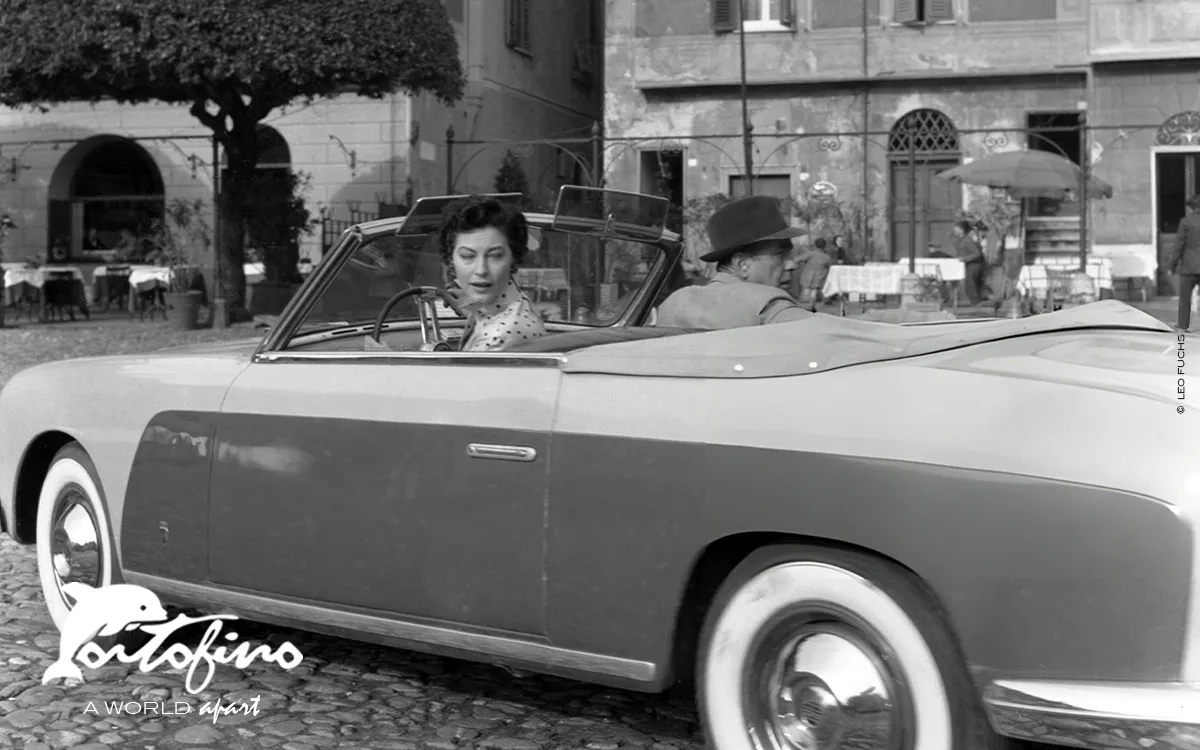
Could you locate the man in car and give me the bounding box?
[653,195,814,329]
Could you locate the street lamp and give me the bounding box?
[738,0,753,197]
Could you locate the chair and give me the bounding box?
[1044,268,1096,312]
[102,265,132,311]
[5,281,39,322]
[135,281,167,321]
[41,271,80,321]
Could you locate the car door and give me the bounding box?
[205,350,561,636]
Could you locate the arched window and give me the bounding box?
[888,109,960,155]
[47,136,165,261]
[1156,111,1200,146]
[222,126,295,269]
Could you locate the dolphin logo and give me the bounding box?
[41,582,169,685]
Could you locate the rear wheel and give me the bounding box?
[697,544,1019,750]
[35,443,116,631]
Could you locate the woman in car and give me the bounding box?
[438,196,548,352]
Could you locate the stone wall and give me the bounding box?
[604,75,1083,259]
[1090,59,1200,246]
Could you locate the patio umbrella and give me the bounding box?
[936,149,1113,200]
[937,149,1112,282]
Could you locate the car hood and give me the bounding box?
[560,300,1172,379]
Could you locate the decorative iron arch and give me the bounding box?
[1156,111,1200,146]
[888,109,960,154]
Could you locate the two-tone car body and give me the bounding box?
[2,187,1198,750]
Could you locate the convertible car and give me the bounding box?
[1,186,1197,750]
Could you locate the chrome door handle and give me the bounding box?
[466,443,538,462]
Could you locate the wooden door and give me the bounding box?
[891,158,962,261]
[1156,152,1200,295]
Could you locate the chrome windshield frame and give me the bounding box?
[256,213,683,357]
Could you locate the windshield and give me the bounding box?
[293,225,668,335]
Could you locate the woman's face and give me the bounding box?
[451,226,515,306]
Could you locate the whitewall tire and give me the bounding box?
[698,545,1008,750]
[36,443,115,631]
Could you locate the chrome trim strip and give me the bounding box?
[467,443,538,462]
[254,351,565,367]
[124,572,656,683]
[983,679,1200,749]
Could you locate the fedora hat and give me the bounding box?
[701,195,807,263]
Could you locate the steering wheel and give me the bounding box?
[372,286,465,352]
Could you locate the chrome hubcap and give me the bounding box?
[50,485,103,608]
[748,617,909,750]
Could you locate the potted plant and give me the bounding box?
[145,198,211,330]
[244,170,318,316]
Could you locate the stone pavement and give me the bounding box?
[0,536,704,750]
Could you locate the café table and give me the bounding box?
[2,264,89,320]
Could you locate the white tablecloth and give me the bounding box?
[3,265,85,289]
[93,263,156,278]
[128,267,171,289]
[244,261,315,285]
[1017,258,1114,295]
[822,265,906,297]
[891,258,966,282]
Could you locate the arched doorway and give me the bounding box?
[48,136,165,262]
[1153,111,1200,293]
[888,109,962,260]
[222,125,293,260]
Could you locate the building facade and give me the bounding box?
[604,0,1200,293]
[0,0,603,277]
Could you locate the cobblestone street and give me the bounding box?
[0,536,704,750]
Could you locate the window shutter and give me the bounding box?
[926,0,954,22]
[521,0,530,48]
[780,0,796,27]
[712,0,736,33]
[894,0,918,23]
[507,0,519,45]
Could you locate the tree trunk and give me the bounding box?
[218,171,249,311]
[218,128,258,314]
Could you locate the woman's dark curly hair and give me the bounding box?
[438,196,529,281]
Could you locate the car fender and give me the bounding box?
[545,337,1197,689]
[0,346,255,562]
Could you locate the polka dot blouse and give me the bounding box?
[459,279,548,352]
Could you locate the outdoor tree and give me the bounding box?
[0,0,466,311]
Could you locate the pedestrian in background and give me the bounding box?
[953,220,986,304]
[791,237,833,311]
[1167,193,1200,332]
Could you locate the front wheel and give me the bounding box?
[697,544,1016,750]
[35,443,117,631]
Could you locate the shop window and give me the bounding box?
[894,0,954,24]
[639,150,684,233]
[729,175,793,217]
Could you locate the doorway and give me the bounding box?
[890,158,962,260]
[1155,151,1200,295]
[888,108,962,260]
[1026,112,1082,217]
